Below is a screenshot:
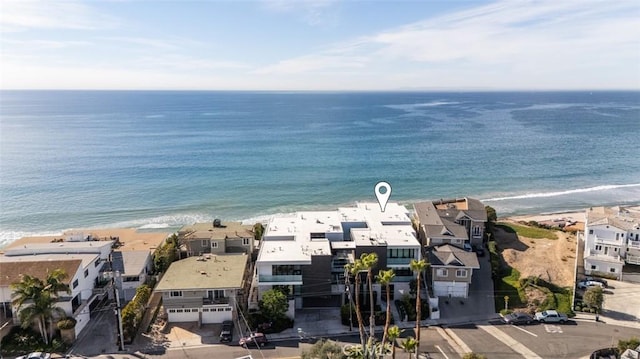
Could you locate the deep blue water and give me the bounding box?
[1,90,639,245]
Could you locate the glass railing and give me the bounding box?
[258,274,303,283]
[387,257,413,265]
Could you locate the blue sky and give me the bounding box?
[1,0,639,90]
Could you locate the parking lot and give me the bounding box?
[601,279,640,323]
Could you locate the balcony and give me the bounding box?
[258,274,303,284]
[628,240,640,249]
[203,297,230,305]
[626,254,640,265]
[387,257,413,265]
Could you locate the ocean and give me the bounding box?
[1,90,639,246]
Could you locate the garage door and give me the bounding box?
[433,282,468,298]
[167,308,199,322]
[201,307,233,324]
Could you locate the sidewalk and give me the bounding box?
[572,312,640,329]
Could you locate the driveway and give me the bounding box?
[602,279,640,323]
[438,251,497,324]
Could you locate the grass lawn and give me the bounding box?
[494,267,526,311]
[496,222,558,240]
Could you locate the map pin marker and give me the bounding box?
[374,181,392,212]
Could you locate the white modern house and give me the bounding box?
[0,240,114,336]
[583,206,640,279]
[250,202,421,318]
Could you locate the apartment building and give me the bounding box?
[583,206,640,279]
[250,202,421,318]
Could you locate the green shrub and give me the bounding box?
[56,318,76,330]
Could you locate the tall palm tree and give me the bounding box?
[11,270,70,344]
[400,336,418,359]
[410,259,427,348]
[377,269,395,346]
[346,258,367,352]
[387,325,403,359]
[361,252,378,345]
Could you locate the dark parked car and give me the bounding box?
[473,244,485,257]
[220,320,233,343]
[502,312,536,325]
[239,332,268,347]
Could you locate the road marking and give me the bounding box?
[544,324,563,333]
[436,327,472,355]
[435,344,450,359]
[478,324,543,359]
[511,325,538,337]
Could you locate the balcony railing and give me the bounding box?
[628,241,640,249]
[392,275,415,282]
[258,274,303,283]
[387,257,413,265]
[203,297,230,305]
[626,254,640,265]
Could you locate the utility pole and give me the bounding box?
[113,274,125,351]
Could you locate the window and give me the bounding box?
[94,259,101,268]
[217,308,224,312]
[595,245,602,251]
[243,238,250,246]
[72,279,78,289]
[472,226,481,236]
[456,269,467,278]
[610,268,616,273]
[170,291,182,297]
[123,276,140,282]
[176,309,183,313]
[225,307,232,311]
[168,309,176,313]
[84,269,89,278]
[184,309,190,313]
[589,230,594,234]
[202,308,209,312]
[211,241,218,248]
[436,269,448,277]
[310,232,325,239]
[202,239,208,247]
[591,265,597,270]
[382,284,395,300]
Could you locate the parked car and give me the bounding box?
[473,244,485,257]
[502,312,536,325]
[534,310,568,323]
[578,280,605,290]
[463,242,473,252]
[239,332,268,347]
[16,353,51,359]
[220,320,234,343]
[585,276,609,287]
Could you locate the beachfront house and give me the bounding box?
[250,202,422,319]
[428,244,480,297]
[414,198,487,248]
[108,250,153,302]
[155,253,251,324]
[0,240,114,336]
[583,206,640,279]
[178,220,255,256]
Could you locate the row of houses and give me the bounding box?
[160,198,487,324]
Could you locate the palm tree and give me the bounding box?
[400,336,418,359]
[361,252,378,345]
[409,259,427,347]
[387,325,403,359]
[377,269,395,346]
[346,258,367,352]
[11,269,70,344]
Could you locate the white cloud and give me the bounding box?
[262,0,339,26]
[254,0,640,89]
[0,0,118,31]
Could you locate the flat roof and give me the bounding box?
[111,250,150,275]
[3,228,169,253]
[263,211,343,240]
[257,240,331,263]
[0,253,99,270]
[155,254,248,291]
[180,221,254,240]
